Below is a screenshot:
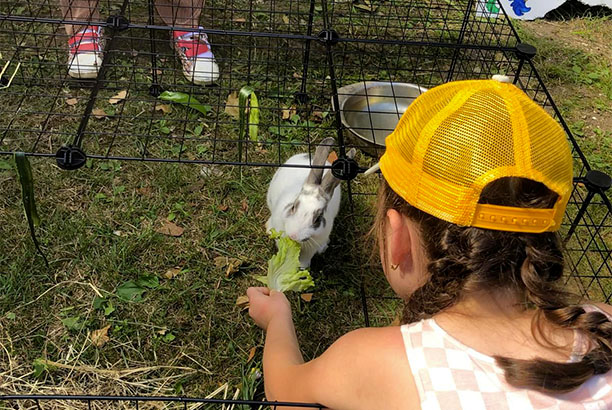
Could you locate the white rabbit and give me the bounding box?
[266,137,356,268]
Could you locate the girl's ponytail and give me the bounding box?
[496,238,612,392]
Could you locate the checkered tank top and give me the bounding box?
[400,305,612,409]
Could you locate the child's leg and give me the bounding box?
[58,0,100,36]
[155,0,219,85]
[155,0,204,28]
[58,0,103,79]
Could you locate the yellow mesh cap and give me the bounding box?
[378,79,573,233]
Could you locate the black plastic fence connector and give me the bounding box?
[106,15,130,31]
[565,170,612,242]
[331,157,359,181]
[56,145,87,170]
[513,42,537,84]
[317,29,339,45]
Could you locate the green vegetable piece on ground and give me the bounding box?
[14,152,48,267]
[256,230,314,292]
[238,86,260,141]
[159,91,211,116]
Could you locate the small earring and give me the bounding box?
[391,263,399,270]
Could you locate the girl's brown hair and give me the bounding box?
[376,177,612,393]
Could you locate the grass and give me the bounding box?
[0,3,611,406]
[515,16,612,176]
[0,158,394,400]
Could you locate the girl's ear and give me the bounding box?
[386,209,412,275]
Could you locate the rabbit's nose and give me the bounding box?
[289,233,299,241]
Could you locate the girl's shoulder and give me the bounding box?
[321,326,407,368]
[326,326,419,409]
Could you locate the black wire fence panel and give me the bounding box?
[0,0,527,166]
[0,395,324,409]
[0,1,610,405]
[0,0,520,41]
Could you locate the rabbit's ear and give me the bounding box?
[305,137,335,186]
[320,148,356,195]
[321,170,341,196]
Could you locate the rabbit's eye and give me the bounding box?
[287,201,299,215]
[313,213,325,229]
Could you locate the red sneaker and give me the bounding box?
[172,28,219,85]
[67,26,104,79]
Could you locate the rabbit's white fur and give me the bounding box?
[266,153,341,268]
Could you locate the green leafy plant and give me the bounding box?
[93,296,116,316]
[237,364,263,410]
[61,316,84,331]
[159,91,211,116]
[256,230,314,292]
[33,358,53,378]
[167,201,188,221]
[116,274,160,302]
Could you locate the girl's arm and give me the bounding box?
[247,287,411,410]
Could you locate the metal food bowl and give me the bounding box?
[335,81,427,149]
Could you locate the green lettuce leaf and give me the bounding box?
[256,230,314,292]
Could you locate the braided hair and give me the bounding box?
[375,177,612,393]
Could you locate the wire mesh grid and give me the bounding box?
[0,0,611,407]
[0,395,324,409]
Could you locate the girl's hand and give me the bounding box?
[247,287,292,330]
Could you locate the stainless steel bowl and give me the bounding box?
[335,82,427,147]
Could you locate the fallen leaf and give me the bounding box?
[164,267,182,279]
[312,110,326,121]
[241,199,249,213]
[187,181,205,192]
[109,90,128,104]
[90,325,110,347]
[113,230,123,237]
[292,72,302,79]
[236,295,249,309]
[200,165,224,178]
[155,104,172,114]
[225,258,242,277]
[65,98,78,106]
[301,293,313,302]
[155,220,184,237]
[214,256,229,268]
[282,14,290,24]
[327,151,338,163]
[354,2,376,12]
[214,256,242,276]
[138,186,153,196]
[225,92,240,118]
[200,166,222,177]
[218,204,229,212]
[282,105,297,120]
[92,108,107,119]
[233,17,246,23]
[247,347,257,362]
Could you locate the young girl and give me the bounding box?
[247,79,612,409]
